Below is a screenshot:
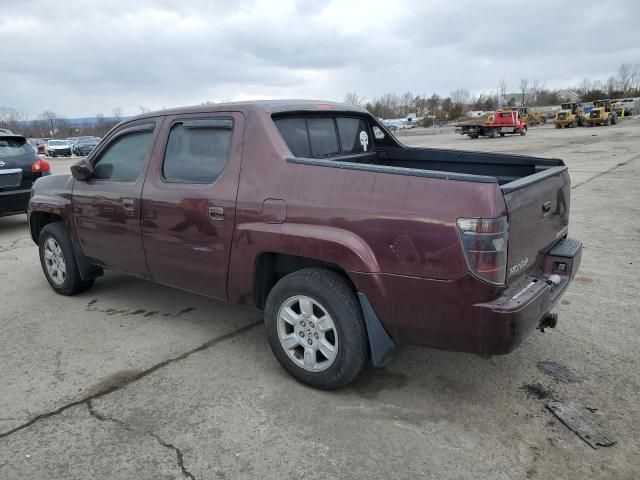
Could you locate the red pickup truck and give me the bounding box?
[457,110,528,139]
[28,100,581,389]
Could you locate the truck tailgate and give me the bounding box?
[502,166,570,283]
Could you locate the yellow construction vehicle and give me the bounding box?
[584,99,618,127]
[510,107,546,126]
[554,103,584,128]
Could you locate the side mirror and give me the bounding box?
[70,159,94,181]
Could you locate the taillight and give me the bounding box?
[457,216,508,285]
[32,159,51,173]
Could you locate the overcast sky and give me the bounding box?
[1,0,638,118]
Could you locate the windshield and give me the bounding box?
[79,137,98,144]
[0,136,33,158]
[49,140,67,146]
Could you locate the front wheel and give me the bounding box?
[39,222,94,295]
[264,268,368,389]
[520,127,527,136]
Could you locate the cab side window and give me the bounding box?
[162,120,234,184]
[93,129,154,182]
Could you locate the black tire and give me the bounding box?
[39,222,94,295]
[264,268,368,389]
[605,116,611,126]
[555,123,561,129]
[499,132,505,137]
[520,127,527,136]
[611,114,617,125]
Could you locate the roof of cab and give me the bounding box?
[127,99,369,122]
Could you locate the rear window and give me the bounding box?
[275,116,372,158]
[0,137,33,158]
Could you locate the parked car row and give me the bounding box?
[24,136,102,157]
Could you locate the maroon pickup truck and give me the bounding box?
[28,100,581,389]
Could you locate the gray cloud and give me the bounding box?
[0,0,638,118]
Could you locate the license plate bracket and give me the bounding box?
[0,169,23,188]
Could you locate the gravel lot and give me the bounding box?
[1,119,639,479]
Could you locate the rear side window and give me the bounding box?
[0,137,33,158]
[163,121,233,183]
[275,116,372,158]
[336,118,370,154]
[306,118,339,157]
[274,118,310,157]
[93,130,153,181]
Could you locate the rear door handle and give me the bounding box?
[209,206,224,221]
[542,201,552,214]
[122,198,135,212]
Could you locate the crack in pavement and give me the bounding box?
[571,154,638,190]
[86,400,195,480]
[0,320,261,441]
[0,237,32,254]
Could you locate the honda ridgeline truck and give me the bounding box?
[28,100,582,389]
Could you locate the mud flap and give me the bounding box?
[357,292,397,368]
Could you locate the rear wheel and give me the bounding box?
[264,268,368,389]
[39,223,94,295]
[611,114,617,125]
[499,132,505,137]
[520,127,527,136]
[555,123,561,129]
[605,116,611,126]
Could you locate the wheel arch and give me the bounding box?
[253,252,356,310]
[29,210,64,243]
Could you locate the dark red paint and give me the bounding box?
[28,100,581,356]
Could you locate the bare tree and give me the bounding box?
[450,89,470,108]
[606,76,617,96]
[0,107,27,133]
[577,78,593,97]
[344,92,363,107]
[112,106,123,121]
[632,63,640,94]
[617,63,633,94]
[530,79,546,106]
[414,95,427,117]
[139,106,151,114]
[426,94,440,116]
[400,91,415,116]
[519,78,529,106]
[39,111,58,137]
[498,78,507,107]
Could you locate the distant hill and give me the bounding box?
[21,116,130,127]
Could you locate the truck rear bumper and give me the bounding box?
[351,238,582,356]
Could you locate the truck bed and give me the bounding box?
[295,145,566,189]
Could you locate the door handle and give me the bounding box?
[122,198,135,212]
[209,206,224,221]
[542,201,552,214]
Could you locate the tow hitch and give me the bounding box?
[538,312,558,332]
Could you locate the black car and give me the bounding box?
[73,136,100,156]
[0,134,50,216]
